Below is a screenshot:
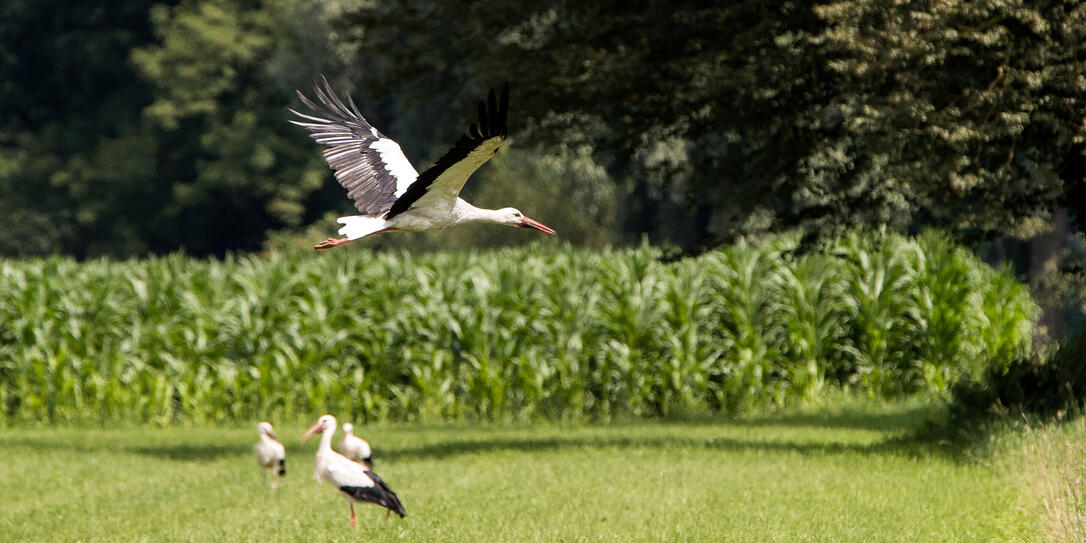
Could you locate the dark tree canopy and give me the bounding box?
[341,0,1086,249]
[0,0,170,256]
[0,0,1083,257]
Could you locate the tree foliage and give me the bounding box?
[0,0,1084,256]
[813,1,1086,242]
[340,0,1086,249]
[0,0,170,257]
[128,0,332,255]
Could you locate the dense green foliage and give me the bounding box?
[322,0,1086,247]
[0,404,1018,542]
[0,234,1034,425]
[2,1,1084,256]
[950,331,1086,420]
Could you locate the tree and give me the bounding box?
[0,0,358,257]
[3,0,1083,260]
[130,0,345,256]
[0,0,174,257]
[336,0,1086,252]
[813,1,1086,243]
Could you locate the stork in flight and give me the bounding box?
[290,77,556,250]
[302,414,406,525]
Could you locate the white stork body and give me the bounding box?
[290,77,555,249]
[302,415,406,525]
[338,422,373,469]
[253,422,286,488]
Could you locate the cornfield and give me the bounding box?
[0,231,1035,425]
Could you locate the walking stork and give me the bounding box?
[290,77,556,249]
[253,422,286,488]
[302,414,406,525]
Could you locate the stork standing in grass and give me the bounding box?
[289,77,556,249]
[254,422,286,488]
[303,414,406,525]
[338,422,373,469]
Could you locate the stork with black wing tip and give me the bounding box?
[302,414,406,525]
[253,422,286,488]
[290,77,555,249]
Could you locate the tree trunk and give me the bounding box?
[1030,207,1068,343]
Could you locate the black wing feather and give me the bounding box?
[339,470,406,518]
[385,83,509,220]
[290,76,417,216]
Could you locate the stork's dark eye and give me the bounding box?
[514,212,522,218]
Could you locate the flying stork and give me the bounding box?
[290,76,556,250]
[338,422,373,469]
[302,414,406,525]
[253,421,286,488]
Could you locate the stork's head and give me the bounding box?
[257,421,277,440]
[342,422,354,435]
[496,207,556,235]
[301,414,337,441]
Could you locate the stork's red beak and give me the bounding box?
[519,216,556,235]
[301,422,323,442]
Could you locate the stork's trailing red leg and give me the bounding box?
[314,236,350,250]
[350,502,356,527]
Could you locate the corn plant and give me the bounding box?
[776,253,850,402]
[704,239,788,412]
[835,232,925,396]
[0,232,1037,425]
[913,231,983,392]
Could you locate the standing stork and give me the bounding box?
[289,77,556,249]
[302,414,406,525]
[253,422,286,488]
[338,422,373,469]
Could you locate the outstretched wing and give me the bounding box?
[290,76,418,216]
[385,84,509,220]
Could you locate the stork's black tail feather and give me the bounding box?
[278,458,286,476]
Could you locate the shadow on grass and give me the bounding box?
[0,436,241,463]
[385,433,962,464]
[383,405,982,464]
[2,404,994,465]
[129,443,240,462]
[730,405,941,432]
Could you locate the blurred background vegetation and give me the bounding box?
[2,0,1086,419]
[2,1,1082,253]
[0,234,1038,424]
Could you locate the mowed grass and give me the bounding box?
[0,403,1013,542]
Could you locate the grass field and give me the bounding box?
[0,401,1032,542]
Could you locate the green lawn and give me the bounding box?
[0,404,1018,542]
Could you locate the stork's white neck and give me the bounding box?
[318,426,335,454]
[453,200,510,225]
